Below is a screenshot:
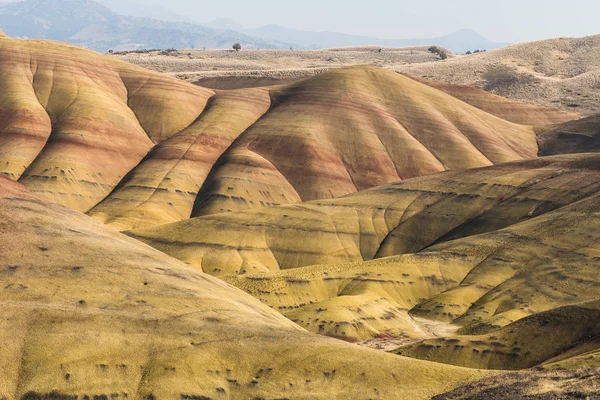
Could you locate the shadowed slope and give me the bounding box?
[130,154,600,277]
[434,367,600,399]
[411,189,600,328]
[191,66,537,217]
[0,38,213,212]
[538,114,600,156]
[0,176,484,399]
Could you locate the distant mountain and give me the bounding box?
[0,0,290,51]
[0,0,508,53]
[245,26,509,53]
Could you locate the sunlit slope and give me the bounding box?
[395,301,600,370]
[410,76,579,127]
[0,38,213,212]
[538,113,600,156]
[225,183,600,343]
[88,88,271,230]
[130,154,600,344]
[130,154,600,277]
[191,66,537,216]
[227,253,475,341]
[0,176,484,400]
[0,38,545,229]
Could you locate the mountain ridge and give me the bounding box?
[0,0,291,51]
[0,0,508,53]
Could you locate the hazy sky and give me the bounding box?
[8,0,600,43]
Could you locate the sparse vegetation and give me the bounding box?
[428,46,449,60]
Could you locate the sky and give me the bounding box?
[6,0,600,43]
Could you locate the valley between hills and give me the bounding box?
[0,28,599,399]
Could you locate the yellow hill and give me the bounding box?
[130,153,600,277]
[398,35,600,115]
[87,88,272,230]
[0,38,213,212]
[0,175,485,399]
[189,66,537,217]
[395,301,600,370]
[130,153,600,346]
[0,36,554,231]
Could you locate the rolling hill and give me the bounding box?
[130,153,600,348]
[0,35,214,212]
[0,29,599,398]
[129,153,600,277]
[0,175,486,399]
[0,33,565,231]
[397,34,600,115]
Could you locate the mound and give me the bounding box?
[0,176,485,399]
[189,66,537,218]
[398,35,600,115]
[537,114,600,156]
[129,154,600,343]
[88,88,272,230]
[0,37,213,212]
[0,37,547,231]
[129,153,600,277]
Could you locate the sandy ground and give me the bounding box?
[114,46,440,88]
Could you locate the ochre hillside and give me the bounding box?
[130,153,600,353]
[88,87,272,230]
[231,156,600,364]
[1,34,599,399]
[130,153,600,277]
[0,37,213,212]
[0,37,557,231]
[396,301,600,370]
[188,67,538,218]
[0,175,485,399]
